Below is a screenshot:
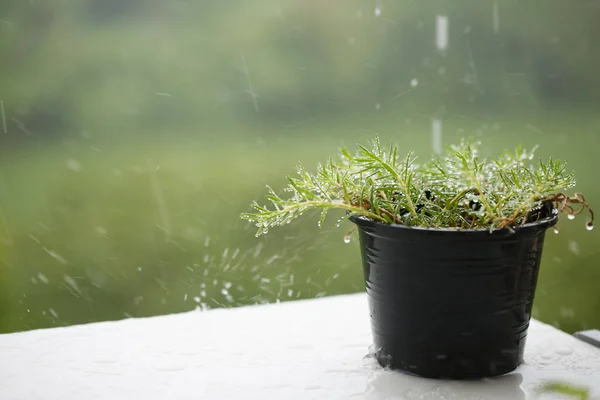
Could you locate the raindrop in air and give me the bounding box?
[66,159,82,171]
[365,344,380,359]
[586,222,594,231]
[569,240,580,255]
[567,214,575,220]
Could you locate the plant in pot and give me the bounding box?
[241,137,594,379]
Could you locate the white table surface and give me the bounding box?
[1,293,599,400]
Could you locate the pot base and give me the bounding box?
[373,338,525,379]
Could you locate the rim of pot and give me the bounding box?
[349,204,558,237]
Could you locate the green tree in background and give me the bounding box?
[1,0,599,334]
[1,0,599,142]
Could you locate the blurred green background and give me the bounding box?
[0,0,599,334]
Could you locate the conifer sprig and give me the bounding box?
[241,137,593,236]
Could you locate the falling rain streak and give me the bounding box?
[0,203,13,246]
[432,119,442,154]
[0,101,6,133]
[241,55,259,112]
[63,275,84,298]
[435,15,449,51]
[148,160,172,242]
[492,1,500,33]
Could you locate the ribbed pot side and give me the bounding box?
[351,209,557,379]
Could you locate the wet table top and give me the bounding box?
[1,293,599,400]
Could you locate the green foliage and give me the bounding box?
[1,127,600,333]
[538,382,590,399]
[3,0,600,141]
[242,136,594,234]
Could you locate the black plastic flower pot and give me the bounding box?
[350,205,558,379]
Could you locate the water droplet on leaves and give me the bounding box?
[374,7,381,17]
[410,78,419,87]
[553,227,559,235]
[343,235,351,244]
[586,222,594,231]
[567,214,575,220]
